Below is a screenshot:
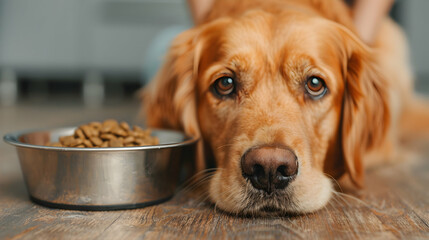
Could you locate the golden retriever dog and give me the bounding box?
[143,0,429,215]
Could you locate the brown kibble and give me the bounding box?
[135,138,149,146]
[89,137,103,146]
[109,139,124,147]
[101,119,118,133]
[70,138,83,147]
[83,139,94,148]
[92,128,100,137]
[74,129,85,139]
[101,125,114,133]
[100,133,116,140]
[102,119,118,131]
[112,127,127,137]
[46,142,63,147]
[80,125,95,138]
[123,136,135,144]
[75,144,85,148]
[120,121,130,131]
[59,136,75,146]
[133,125,144,132]
[131,131,141,138]
[47,120,158,148]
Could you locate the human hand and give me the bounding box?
[187,0,215,25]
[352,0,394,45]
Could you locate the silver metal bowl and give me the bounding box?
[3,127,198,210]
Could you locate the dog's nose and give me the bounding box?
[241,146,298,193]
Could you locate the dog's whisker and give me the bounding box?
[332,191,372,209]
[177,174,213,193]
[218,185,245,214]
[189,192,210,205]
[178,168,219,188]
[179,169,224,196]
[327,197,340,209]
[330,192,349,209]
[176,174,215,196]
[216,143,234,150]
[196,192,212,203]
[177,168,219,188]
[213,202,219,215]
[323,173,343,193]
[336,195,356,210]
[332,192,357,210]
[177,168,227,205]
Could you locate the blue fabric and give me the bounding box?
[141,25,191,85]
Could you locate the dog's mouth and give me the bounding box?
[241,202,292,216]
[260,205,282,213]
[237,182,296,215]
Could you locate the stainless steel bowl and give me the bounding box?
[3,127,198,210]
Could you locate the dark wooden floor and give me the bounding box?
[1,100,428,239]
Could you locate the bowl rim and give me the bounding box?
[3,126,199,152]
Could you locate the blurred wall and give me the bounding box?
[402,0,429,80]
[0,0,191,78]
[0,0,427,81]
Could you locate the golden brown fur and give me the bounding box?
[143,0,429,214]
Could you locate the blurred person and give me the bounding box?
[187,0,394,46]
[352,0,394,45]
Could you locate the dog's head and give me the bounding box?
[144,10,389,214]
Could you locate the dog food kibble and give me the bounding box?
[45,119,159,147]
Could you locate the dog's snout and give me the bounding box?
[241,146,298,193]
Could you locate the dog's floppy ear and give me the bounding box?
[339,28,390,188]
[142,27,206,171]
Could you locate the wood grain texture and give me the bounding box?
[1,103,428,240]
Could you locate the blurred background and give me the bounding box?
[0,0,193,108]
[0,0,428,108]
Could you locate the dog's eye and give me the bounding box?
[213,76,235,97]
[305,77,327,99]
